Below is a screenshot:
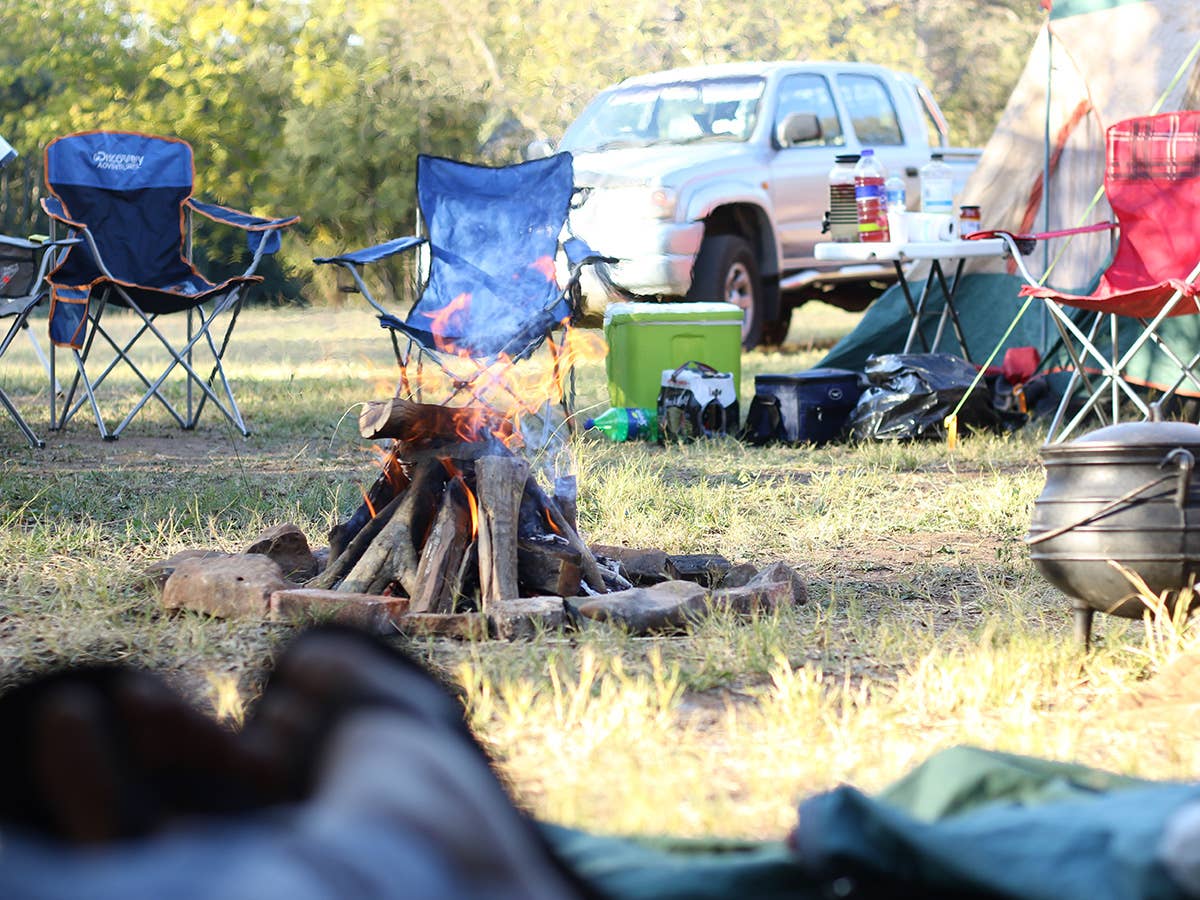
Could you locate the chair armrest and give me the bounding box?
[313,236,426,267]
[186,198,300,257]
[563,236,616,272]
[40,197,87,230]
[313,237,426,318]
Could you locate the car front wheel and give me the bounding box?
[687,234,763,349]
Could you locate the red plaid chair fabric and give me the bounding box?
[1006,111,1200,442]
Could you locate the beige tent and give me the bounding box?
[964,0,1200,289]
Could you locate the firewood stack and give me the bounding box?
[306,398,617,611]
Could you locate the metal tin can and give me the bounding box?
[959,205,981,237]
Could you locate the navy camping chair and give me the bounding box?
[314,153,610,442]
[42,131,299,439]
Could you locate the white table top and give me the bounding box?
[814,238,1008,263]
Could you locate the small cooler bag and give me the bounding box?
[745,368,862,445]
[657,361,739,442]
[0,240,38,300]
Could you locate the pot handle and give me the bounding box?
[1163,447,1194,510]
[1027,448,1193,546]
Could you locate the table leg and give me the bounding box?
[930,258,972,364]
[897,260,933,354]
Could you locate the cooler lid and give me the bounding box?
[604,301,744,326]
[756,368,860,385]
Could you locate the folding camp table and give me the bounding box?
[814,238,1009,365]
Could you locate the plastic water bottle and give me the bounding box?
[854,149,889,243]
[919,152,955,215]
[584,408,659,441]
[884,174,906,212]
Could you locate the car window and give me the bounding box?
[837,74,904,146]
[774,74,843,147]
[560,78,764,153]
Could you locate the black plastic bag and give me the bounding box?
[848,353,1001,441]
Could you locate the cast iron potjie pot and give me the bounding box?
[1027,421,1200,647]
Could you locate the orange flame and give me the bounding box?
[529,255,557,281]
[463,482,479,540]
[385,321,607,457]
[544,508,560,535]
[441,459,480,540]
[422,292,472,353]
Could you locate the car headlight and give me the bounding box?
[647,187,678,219]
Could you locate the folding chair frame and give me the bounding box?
[1001,232,1200,443]
[324,243,600,450]
[45,198,287,441]
[0,237,75,448]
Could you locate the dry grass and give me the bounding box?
[1,302,1198,841]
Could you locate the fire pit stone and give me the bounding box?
[747,561,808,606]
[395,612,490,641]
[244,523,319,582]
[571,580,711,635]
[269,587,409,635]
[143,549,230,592]
[487,596,569,640]
[161,554,290,619]
[665,554,733,588]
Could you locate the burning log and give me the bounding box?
[476,456,529,606]
[359,397,513,447]
[410,482,473,614]
[523,479,609,593]
[518,536,582,597]
[307,491,406,591]
[340,459,448,596]
[329,444,409,560]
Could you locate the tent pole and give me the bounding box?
[1042,22,1053,351]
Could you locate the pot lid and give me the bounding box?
[1064,420,1200,447]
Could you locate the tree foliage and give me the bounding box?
[0,0,1041,302]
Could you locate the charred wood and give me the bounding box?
[410,483,473,614]
[517,536,582,597]
[523,479,609,594]
[340,460,448,595]
[476,456,529,605]
[306,491,405,591]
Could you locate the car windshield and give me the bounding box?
[560,77,765,153]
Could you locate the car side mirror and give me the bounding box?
[775,113,822,148]
[525,138,556,160]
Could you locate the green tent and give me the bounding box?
[819,273,1200,399]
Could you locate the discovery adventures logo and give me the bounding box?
[92,151,144,172]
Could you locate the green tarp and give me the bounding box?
[546,745,1195,900]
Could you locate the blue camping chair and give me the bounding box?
[42,131,298,440]
[314,153,610,440]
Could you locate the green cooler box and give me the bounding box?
[603,301,743,410]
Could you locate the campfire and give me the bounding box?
[306,396,627,612]
[153,323,806,640]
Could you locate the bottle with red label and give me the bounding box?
[854,149,890,242]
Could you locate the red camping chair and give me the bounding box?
[1001,111,1200,443]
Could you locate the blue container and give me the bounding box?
[754,369,862,445]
